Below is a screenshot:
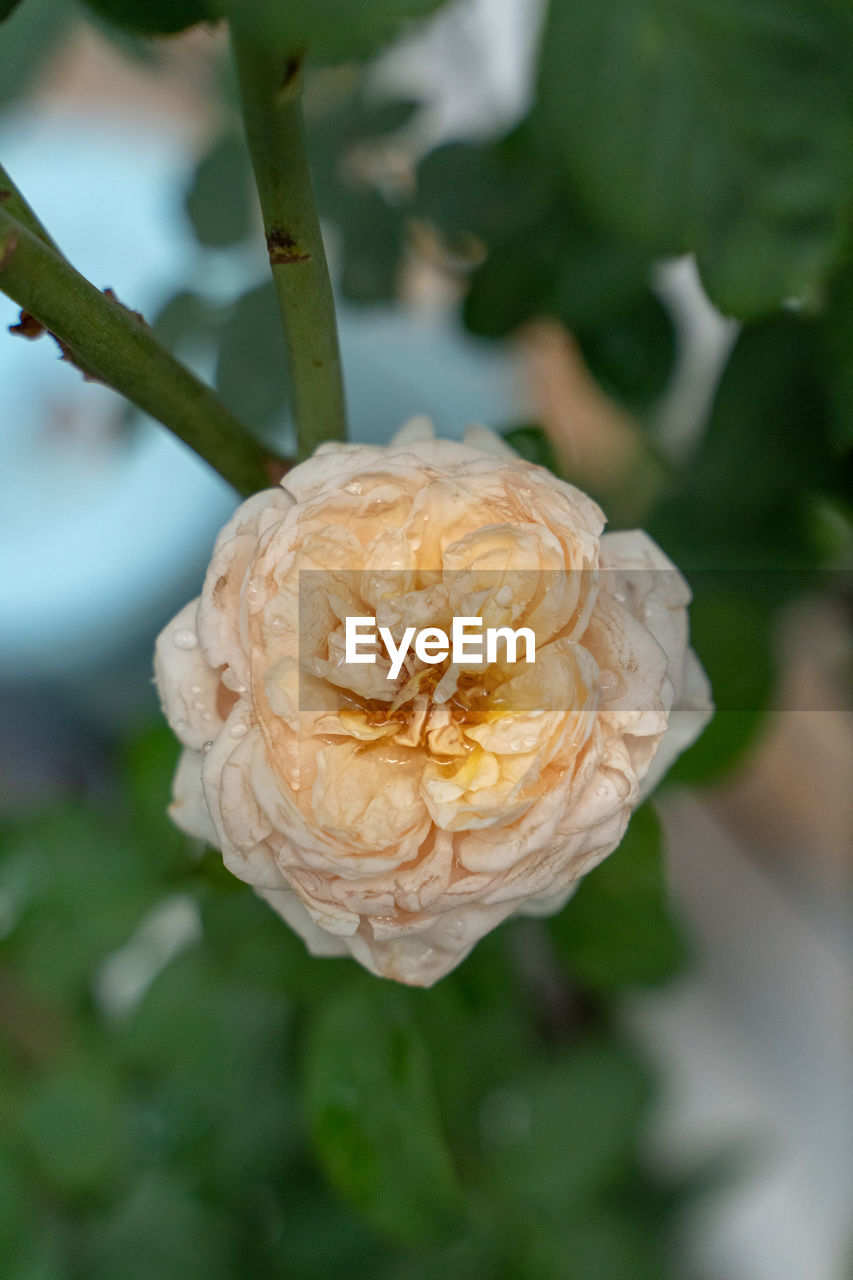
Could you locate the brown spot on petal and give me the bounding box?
[216,682,239,721]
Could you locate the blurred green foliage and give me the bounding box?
[0,729,689,1279]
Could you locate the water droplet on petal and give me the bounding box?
[523,735,537,749]
[230,722,248,739]
[173,629,198,650]
[202,740,214,754]
[174,718,188,733]
[595,784,609,799]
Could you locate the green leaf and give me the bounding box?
[482,1040,651,1210]
[537,0,853,317]
[819,255,853,453]
[86,1174,238,1280]
[575,291,676,412]
[302,984,464,1245]
[463,221,563,338]
[222,0,448,61]
[0,808,163,997]
[518,1206,670,1280]
[0,0,23,21]
[416,139,554,245]
[215,281,289,433]
[80,0,214,35]
[184,134,254,249]
[649,314,835,566]
[663,584,775,784]
[18,1054,125,1197]
[548,805,686,995]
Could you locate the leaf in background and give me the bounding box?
[416,139,554,245]
[0,808,164,999]
[152,290,224,362]
[518,1205,670,1280]
[184,134,254,249]
[463,220,563,339]
[481,1040,651,1211]
[537,0,853,317]
[80,0,214,36]
[306,86,420,305]
[215,281,289,433]
[86,1173,239,1280]
[819,256,853,454]
[649,315,835,566]
[336,187,407,303]
[575,291,676,413]
[302,984,464,1245]
[18,1053,125,1196]
[222,0,448,62]
[0,0,23,21]
[0,0,73,107]
[548,805,686,995]
[662,584,776,785]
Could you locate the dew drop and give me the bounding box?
[173,629,198,650]
[201,712,212,723]
[523,735,537,749]
[342,480,362,495]
[192,700,205,712]
[202,740,214,754]
[190,684,202,696]
[174,718,188,733]
[509,738,522,752]
[270,615,287,633]
[230,722,248,739]
[595,784,609,799]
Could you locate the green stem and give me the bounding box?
[0,162,62,253]
[232,31,347,459]
[0,208,287,496]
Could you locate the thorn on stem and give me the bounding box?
[10,308,101,381]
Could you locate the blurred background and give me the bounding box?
[0,1,851,1278]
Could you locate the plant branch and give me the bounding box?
[0,162,62,253]
[231,31,347,459]
[0,207,288,495]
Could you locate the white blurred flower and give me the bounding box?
[155,419,711,986]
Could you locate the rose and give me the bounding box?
[155,419,712,986]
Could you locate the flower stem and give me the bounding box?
[0,163,62,252]
[0,207,287,495]
[231,31,347,459]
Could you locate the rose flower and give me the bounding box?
[155,420,712,986]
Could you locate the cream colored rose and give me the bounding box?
[155,419,711,986]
